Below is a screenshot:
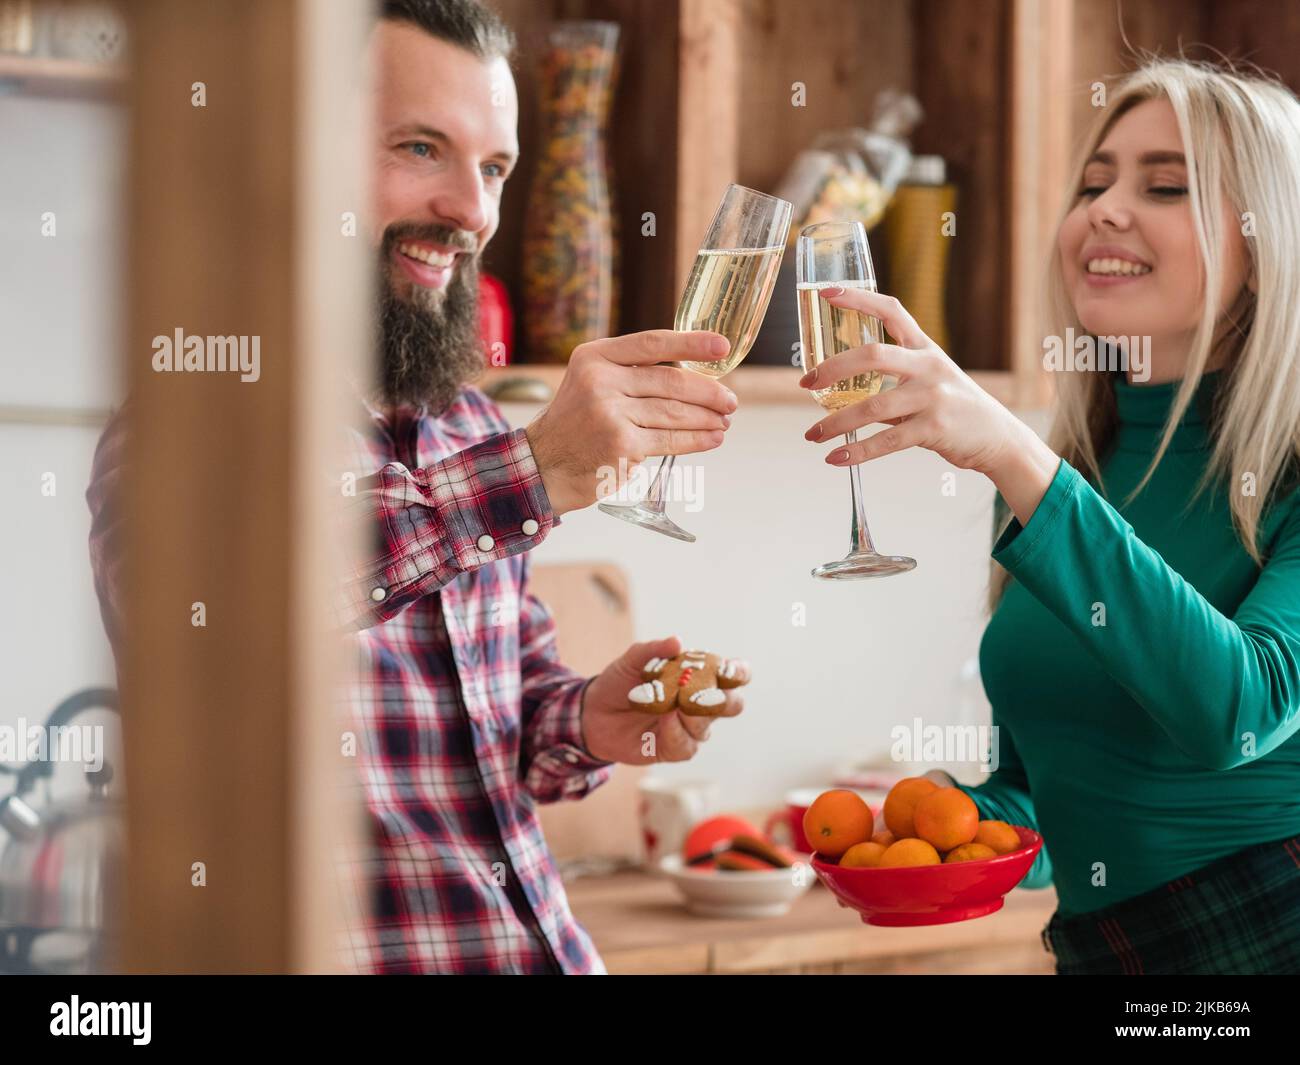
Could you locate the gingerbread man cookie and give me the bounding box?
[627,649,750,717]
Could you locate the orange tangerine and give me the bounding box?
[839,841,888,868]
[912,787,979,852]
[877,838,941,868]
[882,777,939,839]
[974,819,1021,855]
[871,829,897,848]
[802,789,873,859]
[943,843,997,863]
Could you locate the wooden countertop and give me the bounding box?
[567,870,1059,975]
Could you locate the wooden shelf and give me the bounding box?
[483,0,1300,416]
[486,0,1044,403]
[479,364,803,406]
[0,402,113,427]
[0,53,126,99]
[478,364,1022,407]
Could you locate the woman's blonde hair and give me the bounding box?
[990,58,1300,611]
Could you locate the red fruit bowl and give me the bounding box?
[811,827,1043,926]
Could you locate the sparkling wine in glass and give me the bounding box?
[797,220,916,579]
[598,184,792,541]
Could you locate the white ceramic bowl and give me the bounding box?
[658,854,816,918]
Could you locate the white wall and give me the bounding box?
[0,93,126,796]
[502,399,1051,811]
[0,95,124,408]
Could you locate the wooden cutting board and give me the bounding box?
[530,562,644,862]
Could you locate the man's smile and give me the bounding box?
[392,239,464,289]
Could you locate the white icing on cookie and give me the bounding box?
[643,657,669,675]
[629,680,666,705]
[719,658,748,680]
[681,656,708,671]
[688,687,726,707]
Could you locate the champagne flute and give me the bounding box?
[598,184,792,541]
[797,220,916,579]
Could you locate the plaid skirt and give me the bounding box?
[1041,833,1300,975]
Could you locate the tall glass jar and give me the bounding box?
[522,21,619,363]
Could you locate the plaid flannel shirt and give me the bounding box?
[87,385,617,974]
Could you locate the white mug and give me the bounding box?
[637,777,720,872]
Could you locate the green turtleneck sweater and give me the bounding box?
[961,370,1300,917]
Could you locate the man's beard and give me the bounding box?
[376,225,484,413]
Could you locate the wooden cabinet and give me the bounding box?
[483,0,1300,409]
[483,0,1049,404]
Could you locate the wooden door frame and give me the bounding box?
[119,0,367,973]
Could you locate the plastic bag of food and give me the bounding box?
[774,89,924,238]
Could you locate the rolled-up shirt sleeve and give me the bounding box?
[339,428,556,630]
[520,671,616,803]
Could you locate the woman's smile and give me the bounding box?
[1081,244,1154,288]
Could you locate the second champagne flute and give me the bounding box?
[797,220,916,578]
[598,184,792,541]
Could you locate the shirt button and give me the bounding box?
[564,751,580,764]
[521,518,539,536]
[370,587,387,602]
[477,534,495,551]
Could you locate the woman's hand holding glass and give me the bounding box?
[801,286,1034,476]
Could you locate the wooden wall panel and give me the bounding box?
[736,0,914,195]
[912,0,1010,371]
[121,0,365,973]
[290,0,372,975]
[1071,0,1208,143]
[1205,0,1300,92]
[675,0,741,291]
[1007,0,1073,407]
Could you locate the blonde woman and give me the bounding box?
[800,60,1300,975]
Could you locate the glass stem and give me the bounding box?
[845,429,878,557]
[642,454,675,514]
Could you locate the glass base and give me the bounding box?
[812,552,916,580]
[598,501,697,543]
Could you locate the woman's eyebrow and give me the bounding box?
[1086,149,1187,166]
